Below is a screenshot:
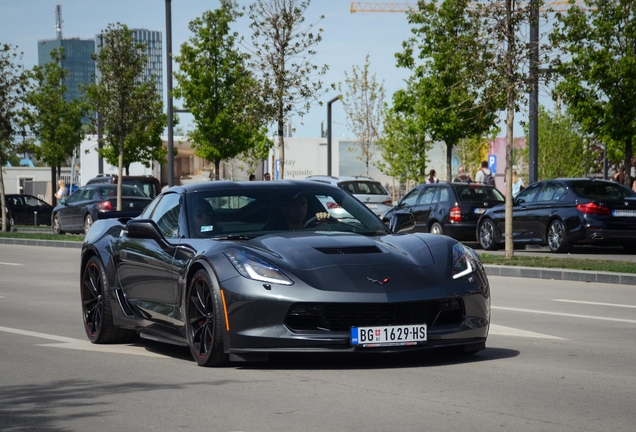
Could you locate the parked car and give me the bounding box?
[381,182,505,241]
[52,184,152,235]
[86,174,161,198]
[79,180,490,366]
[477,178,636,253]
[4,194,53,226]
[306,175,393,216]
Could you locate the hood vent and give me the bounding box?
[314,246,382,255]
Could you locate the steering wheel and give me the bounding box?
[303,216,321,229]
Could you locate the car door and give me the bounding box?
[508,182,544,242]
[393,186,425,231]
[116,192,183,325]
[59,187,94,231]
[524,181,567,242]
[22,195,51,226]
[411,186,437,231]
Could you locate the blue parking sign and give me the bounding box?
[488,155,496,174]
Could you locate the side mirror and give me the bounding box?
[389,211,415,233]
[125,219,167,245]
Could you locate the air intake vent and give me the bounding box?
[314,246,382,255]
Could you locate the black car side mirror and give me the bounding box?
[389,211,415,233]
[125,219,167,245]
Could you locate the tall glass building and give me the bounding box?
[37,38,95,103]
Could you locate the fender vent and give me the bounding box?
[314,246,382,255]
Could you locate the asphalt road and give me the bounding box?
[1,245,635,432]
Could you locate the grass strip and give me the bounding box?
[479,253,636,274]
[0,232,84,242]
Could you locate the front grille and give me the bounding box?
[285,299,464,332]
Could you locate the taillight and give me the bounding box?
[576,202,610,215]
[382,199,393,206]
[450,206,462,222]
[97,200,114,211]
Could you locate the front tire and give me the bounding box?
[186,270,228,367]
[81,256,138,343]
[52,214,64,235]
[478,219,498,250]
[547,219,570,253]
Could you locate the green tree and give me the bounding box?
[0,43,28,232]
[339,55,386,177]
[377,87,430,185]
[521,105,599,180]
[397,0,504,182]
[173,4,268,180]
[85,23,165,210]
[247,0,330,179]
[552,0,636,188]
[22,48,87,206]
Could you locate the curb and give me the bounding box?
[1,238,634,286]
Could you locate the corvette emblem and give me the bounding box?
[367,276,391,286]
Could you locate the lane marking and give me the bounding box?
[493,306,636,324]
[0,262,23,266]
[0,326,167,358]
[489,324,565,340]
[552,299,636,309]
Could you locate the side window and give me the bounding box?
[401,188,422,206]
[515,183,542,204]
[151,193,181,239]
[140,195,161,219]
[66,188,85,204]
[439,187,450,203]
[420,187,436,205]
[537,183,558,202]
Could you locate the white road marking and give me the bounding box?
[489,324,565,339]
[552,299,636,309]
[493,306,636,324]
[0,262,23,266]
[0,326,167,358]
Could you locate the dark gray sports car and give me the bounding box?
[80,181,490,366]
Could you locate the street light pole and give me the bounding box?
[327,95,341,176]
[528,0,539,184]
[165,0,174,187]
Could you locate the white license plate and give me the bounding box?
[351,324,427,347]
[612,210,636,217]
[474,208,486,214]
[366,204,378,209]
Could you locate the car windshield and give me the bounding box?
[570,181,636,200]
[186,186,389,239]
[455,185,505,202]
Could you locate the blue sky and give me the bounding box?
[1,0,530,139]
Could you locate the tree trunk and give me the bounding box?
[214,160,221,181]
[504,0,515,259]
[51,166,57,207]
[625,136,633,188]
[278,117,285,180]
[117,137,124,211]
[0,167,7,232]
[446,141,453,182]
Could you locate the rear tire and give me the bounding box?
[186,270,228,367]
[478,219,498,250]
[547,219,570,253]
[429,222,443,235]
[81,256,138,343]
[84,214,94,234]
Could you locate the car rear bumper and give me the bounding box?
[582,228,636,244]
[444,223,478,241]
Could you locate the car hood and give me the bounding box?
[237,232,452,294]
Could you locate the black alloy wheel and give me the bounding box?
[547,219,570,253]
[81,256,138,343]
[186,270,228,367]
[478,219,498,250]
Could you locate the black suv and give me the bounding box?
[381,182,505,241]
[86,175,161,198]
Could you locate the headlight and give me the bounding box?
[451,243,479,279]
[224,249,294,286]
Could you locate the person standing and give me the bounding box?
[264,173,271,181]
[54,179,68,200]
[426,169,439,184]
[453,166,472,182]
[475,161,494,185]
[511,170,524,196]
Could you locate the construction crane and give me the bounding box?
[350,1,593,13]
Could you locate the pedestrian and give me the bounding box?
[453,166,472,183]
[54,179,68,200]
[264,172,271,181]
[249,174,256,181]
[475,161,495,186]
[426,169,439,184]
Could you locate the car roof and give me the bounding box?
[165,179,343,194]
[305,175,378,184]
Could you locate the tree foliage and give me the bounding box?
[247,0,329,179]
[551,0,636,187]
[0,43,28,232]
[173,4,269,180]
[377,87,431,185]
[396,0,504,182]
[339,55,386,177]
[84,23,165,209]
[22,48,87,204]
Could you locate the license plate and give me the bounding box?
[612,210,636,217]
[351,324,427,347]
[474,208,486,214]
[366,204,378,209]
